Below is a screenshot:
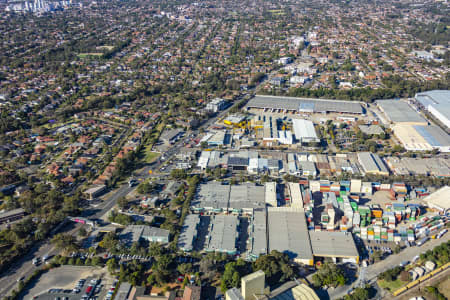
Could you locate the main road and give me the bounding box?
[0,92,253,298]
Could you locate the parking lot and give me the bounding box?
[23,266,115,300]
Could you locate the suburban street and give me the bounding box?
[0,93,251,298]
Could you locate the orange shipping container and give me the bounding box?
[372,210,383,218]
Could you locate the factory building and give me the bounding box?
[309,231,360,264]
[190,182,266,215]
[376,100,427,125]
[248,210,268,260]
[415,90,450,129]
[392,124,450,152]
[267,207,314,265]
[119,225,170,246]
[265,182,278,207]
[423,186,450,213]
[357,152,389,176]
[292,119,320,144]
[178,214,200,252]
[206,98,228,113]
[205,215,240,255]
[287,182,304,209]
[246,95,364,115]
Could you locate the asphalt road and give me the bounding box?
[326,234,450,300]
[0,93,252,298]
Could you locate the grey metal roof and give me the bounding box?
[249,209,267,258]
[309,231,359,258]
[415,90,450,123]
[267,207,313,261]
[227,156,249,166]
[376,100,426,123]
[228,183,266,211]
[178,214,200,251]
[357,152,389,174]
[247,95,363,114]
[120,225,169,245]
[205,215,239,253]
[414,125,450,147]
[358,125,384,135]
[191,182,230,211]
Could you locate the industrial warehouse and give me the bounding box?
[376,98,450,152]
[376,99,428,125]
[178,177,448,265]
[246,95,364,114]
[182,181,362,264]
[415,90,450,129]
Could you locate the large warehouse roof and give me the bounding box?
[392,124,450,152]
[246,95,364,114]
[191,182,230,212]
[309,231,359,259]
[292,119,319,142]
[357,152,389,175]
[178,214,200,251]
[248,209,267,259]
[415,90,450,128]
[267,207,313,263]
[205,215,239,254]
[376,100,427,124]
[191,182,267,213]
[424,186,450,212]
[228,183,266,211]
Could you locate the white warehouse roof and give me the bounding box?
[292,119,319,143]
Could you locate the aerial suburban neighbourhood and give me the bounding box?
[0,0,449,299]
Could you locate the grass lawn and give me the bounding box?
[78,53,103,58]
[378,279,407,292]
[144,146,160,163]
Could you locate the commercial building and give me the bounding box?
[265,182,278,207]
[191,182,230,213]
[160,128,184,144]
[120,225,170,246]
[205,215,240,254]
[376,100,427,125]
[423,186,450,213]
[225,270,320,300]
[357,152,389,176]
[178,214,200,252]
[115,283,132,300]
[206,98,228,112]
[392,124,450,152]
[248,210,267,260]
[226,288,244,300]
[298,161,317,177]
[415,90,450,128]
[84,185,107,200]
[269,283,320,300]
[292,119,319,144]
[228,183,266,214]
[358,125,384,135]
[385,157,450,177]
[207,131,228,146]
[191,182,266,214]
[246,95,364,115]
[309,231,359,263]
[287,183,304,209]
[267,207,313,265]
[242,270,266,300]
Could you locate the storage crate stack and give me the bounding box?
[320,180,331,193]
